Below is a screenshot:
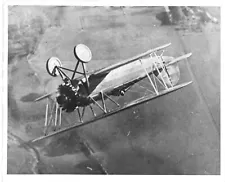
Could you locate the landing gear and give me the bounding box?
[46,57,62,77]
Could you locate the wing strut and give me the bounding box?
[89,105,96,117]
[89,91,120,114]
[90,97,107,113]
[77,107,83,123]
[139,59,159,95]
[103,92,120,107]
[153,52,173,88]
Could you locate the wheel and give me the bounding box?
[74,44,92,63]
[46,57,62,77]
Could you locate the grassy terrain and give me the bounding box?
[7,6,220,174]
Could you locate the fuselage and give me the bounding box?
[57,56,176,112]
[89,56,174,98]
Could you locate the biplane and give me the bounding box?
[32,43,192,142]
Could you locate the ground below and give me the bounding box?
[7,6,220,174]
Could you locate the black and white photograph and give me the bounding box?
[3,3,222,177]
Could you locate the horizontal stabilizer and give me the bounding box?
[166,53,192,66]
[34,91,58,102]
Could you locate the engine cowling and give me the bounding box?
[56,78,90,112]
[56,79,79,112]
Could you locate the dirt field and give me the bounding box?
[7,6,220,174]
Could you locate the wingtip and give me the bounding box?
[187,52,192,57]
[164,42,172,47]
[184,81,193,86]
[34,98,39,102]
[34,97,43,102]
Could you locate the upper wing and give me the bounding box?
[92,43,171,75]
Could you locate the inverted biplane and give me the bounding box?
[32,43,192,142]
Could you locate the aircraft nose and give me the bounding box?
[57,95,67,105]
